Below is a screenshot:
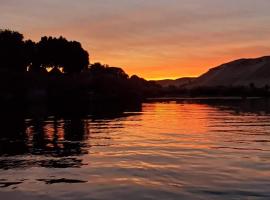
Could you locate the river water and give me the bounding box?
[0,99,270,200]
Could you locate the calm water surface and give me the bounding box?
[0,100,270,200]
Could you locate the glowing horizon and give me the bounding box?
[1,0,270,80]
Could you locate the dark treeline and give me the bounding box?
[160,84,270,98]
[0,29,160,107]
[1,29,269,108]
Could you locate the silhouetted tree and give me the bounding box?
[24,39,36,70]
[32,36,89,73]
[0,29,158,104]
[89,63,129,79]
[0,29,32,73]
[63,41,89,73]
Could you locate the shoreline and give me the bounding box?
[146,96,265,101]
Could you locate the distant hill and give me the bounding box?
[189,56,270,88]
[156,56,270,88]
[155,77,195,87]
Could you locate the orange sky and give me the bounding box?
[1,0,270,79]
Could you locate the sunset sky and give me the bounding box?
[1,0,270,79]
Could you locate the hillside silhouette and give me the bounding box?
[156,56,270,97]
[189,56,270,88]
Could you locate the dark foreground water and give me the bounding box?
[0,99,270,200]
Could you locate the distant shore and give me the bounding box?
[147,96,265,101]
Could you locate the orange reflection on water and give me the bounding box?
[114,102,217,152]
[144,102,210,132]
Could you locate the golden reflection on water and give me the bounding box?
[116,102,213,151]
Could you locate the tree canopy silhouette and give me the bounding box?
[0,29,162,106]
[89,63,128,79]
[0,30,89,74]
[0,29,32,73]
[31,36,89,73]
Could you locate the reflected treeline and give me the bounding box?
[0,102,142,169]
